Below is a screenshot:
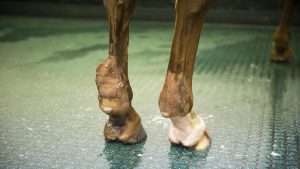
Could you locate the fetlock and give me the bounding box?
[96,56,133,116]
[159,72,193,118]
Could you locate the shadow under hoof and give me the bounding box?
[168,144,210,169]
[103,140,146,169]
[270,58,294,63]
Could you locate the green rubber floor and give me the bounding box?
[0,16,299,169]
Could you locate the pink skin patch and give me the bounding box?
[169,111,210,150]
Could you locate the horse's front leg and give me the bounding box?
[270,0,296,62]
[159,0,213,150]
[96,0,146,143]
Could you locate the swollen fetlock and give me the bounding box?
[96,57,146,144]
[96,57,133,116]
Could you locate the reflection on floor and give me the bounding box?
[0,16,299,168]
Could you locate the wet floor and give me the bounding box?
[0,16,299,168]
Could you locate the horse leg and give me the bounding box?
[159,0,213,150]
[96,0,147,143]
[270,0,296,62]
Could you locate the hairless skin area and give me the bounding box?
[96,0,296,150]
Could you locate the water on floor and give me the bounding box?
[0,17,299,168]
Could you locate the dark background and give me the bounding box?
[0,0,291,9]
[0,0,299,25]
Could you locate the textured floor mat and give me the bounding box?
[0,17,299,168]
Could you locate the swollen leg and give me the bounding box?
[96,0,146,143]
[270,0,296,62]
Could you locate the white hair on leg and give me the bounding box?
[169,111,207,148]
